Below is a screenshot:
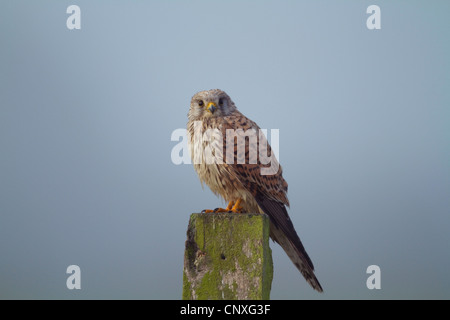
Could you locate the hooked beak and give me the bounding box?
[207,102,217,114]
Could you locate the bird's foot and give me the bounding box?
[201,201,234,213]
[201,208,228,213]
[200,200,244,213]
[228,199,243,213]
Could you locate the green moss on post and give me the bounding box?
[182,213,273,300]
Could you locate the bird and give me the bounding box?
[187,89,323,293]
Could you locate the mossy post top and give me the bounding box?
[183,212,273,300]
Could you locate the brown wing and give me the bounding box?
[220,112,288,203]
[221,112,323,292]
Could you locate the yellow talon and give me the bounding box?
[230,199,243,213]
[201,201,234,213]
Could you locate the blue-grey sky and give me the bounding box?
[1,1,449,299]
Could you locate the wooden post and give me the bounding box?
[182,213,273,300]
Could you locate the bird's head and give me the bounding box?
[188,89,237,121]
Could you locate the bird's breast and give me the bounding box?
[188,120,242,200]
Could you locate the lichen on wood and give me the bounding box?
[182,213,273,300]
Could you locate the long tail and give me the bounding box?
[255,196,323,292]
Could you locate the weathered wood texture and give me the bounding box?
[182,213,273,300]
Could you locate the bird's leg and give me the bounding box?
[201,201,234,213]
[229,198,243,213]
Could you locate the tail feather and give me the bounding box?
[255,195,323,292]
[269,222,323,292]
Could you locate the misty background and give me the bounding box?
[1,1,449,299]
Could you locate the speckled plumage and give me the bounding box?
[187,89,322,292]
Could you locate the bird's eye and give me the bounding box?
[218,98,224,106]
[198,100,204,107]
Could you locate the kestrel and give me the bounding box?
[187,89,323,292]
